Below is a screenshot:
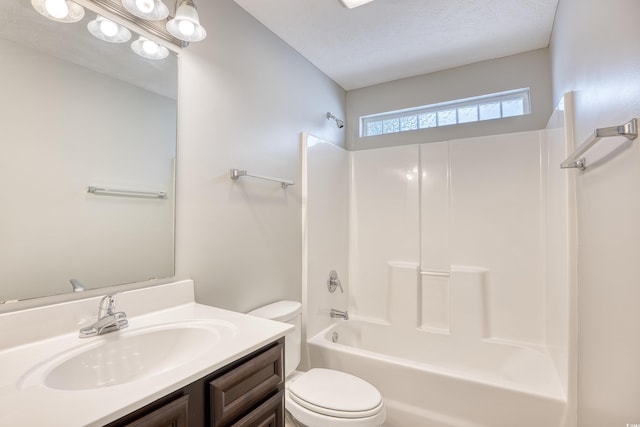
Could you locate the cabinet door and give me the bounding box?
[210,342,284,426]
[230,391,284,427]
[125,394,189,427]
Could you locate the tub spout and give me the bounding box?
[330,308,349,320]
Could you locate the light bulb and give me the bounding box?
[142,40,159,55]
[45,0,68,18]
[135,0,154,13]
[99,19,118,37]
[166,0,206,42]
[177,20,195,37]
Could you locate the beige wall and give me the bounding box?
[174,0,346,313]
[346,48,552,150]
[551,0,640,425]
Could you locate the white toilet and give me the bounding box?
[248,301,386,427]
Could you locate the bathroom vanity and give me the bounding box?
[0,280,291,426]
[107,338,284,427]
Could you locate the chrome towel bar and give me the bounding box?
[88,186,167,198]
[229,169,294,188]
[561,118,638,170]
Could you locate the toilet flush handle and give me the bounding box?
[327,270,343,293]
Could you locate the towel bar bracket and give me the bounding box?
[561,118,638,170]
[561,158,586,171]
[595,120,638,139]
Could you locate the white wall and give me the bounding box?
[175,0,346,313]
[346,49,552,150]
[551,0,640,425]
[0,38,175,301]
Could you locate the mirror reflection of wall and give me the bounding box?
[0,1,177,303]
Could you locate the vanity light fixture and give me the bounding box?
[87,15,132,43]
[31,0,85,23]
[31,0,205,61]
[166,0,206,42]
[122,0,169,21]
[131,36,169,59]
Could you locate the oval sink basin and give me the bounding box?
[21,320,236,391]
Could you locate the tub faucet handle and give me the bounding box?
[328,270,343,293]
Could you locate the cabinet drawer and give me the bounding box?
[230,390,283,427]
[210,342,284,426]
[125,394,189,427]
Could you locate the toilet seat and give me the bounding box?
[288,369,384,419]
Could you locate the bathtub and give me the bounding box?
[307,320,567,427]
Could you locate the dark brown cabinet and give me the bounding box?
[106,339,284,427]
[125,395,189,427]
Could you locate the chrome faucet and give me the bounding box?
[330,308,349,320]
[79,294,128,338]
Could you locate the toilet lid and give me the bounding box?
[288,368,383,419]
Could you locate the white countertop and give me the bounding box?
[0,281,292,426]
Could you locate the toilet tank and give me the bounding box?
[247,300,302,377]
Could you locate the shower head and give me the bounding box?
[326,112,345,129]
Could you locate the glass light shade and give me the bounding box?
[339,0,375,8]
[166,0,206,42]
[122,0,169,20]
[31,0,85,23]
[87,15,132,43]
[131,36,169,60]
[45,0,68,19]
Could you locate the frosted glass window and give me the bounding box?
[383,118,400,134]
[479,102,501,120]
[360,88,530,137]
[437,109,457,126]
[400,115,418,131]
[458,106,478,123]
[502,99,524,117]
[367,121,383,136]
[418,112,437,128]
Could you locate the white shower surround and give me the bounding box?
[302,94,575,426]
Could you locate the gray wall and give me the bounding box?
[346,48,552,150]
[175,0,346,313]
[551,0,640,425]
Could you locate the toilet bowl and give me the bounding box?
[248,301,385,427]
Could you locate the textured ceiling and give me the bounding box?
[233,0,559,90]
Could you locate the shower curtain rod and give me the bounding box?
[229,169,294,188]
[561,118,638,170]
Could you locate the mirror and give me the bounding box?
[0,0,177,303]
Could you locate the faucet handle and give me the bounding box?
[328,270,344,293]
[98,294,117,318]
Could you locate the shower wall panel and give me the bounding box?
[448,131,545,344]
[350,131,548,346]
[349,145,420,322]
[303,135,349,339]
